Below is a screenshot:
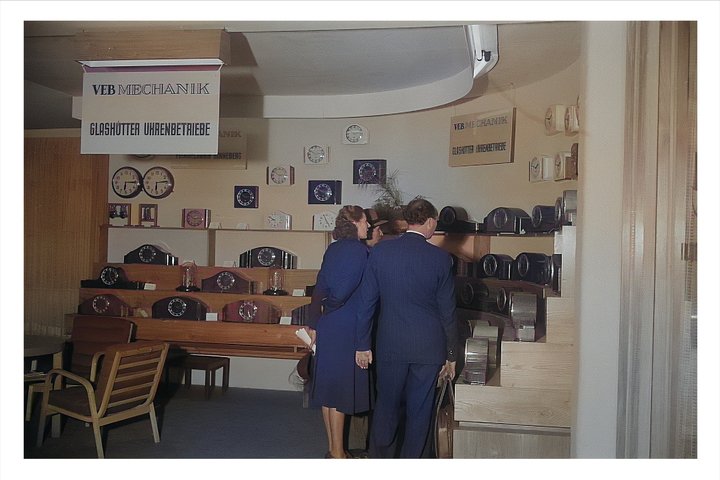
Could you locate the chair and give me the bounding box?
[36,341,169,458]
[26,316,135,421]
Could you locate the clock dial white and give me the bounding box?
[313,183,333,202]
[142,166,174,199]
[529,157,543,182]
[267,165,294,186]
[313,211,336,231]
[111,167,142,198]
[304,145,329,165]
[343,124,368,144]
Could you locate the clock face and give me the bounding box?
[168,298,188,317]
[216,271,236,291]
[313,183,333,202]
[554,155,564,179]
[138,245,157,263]
[266,211,291,230]
[313,211,336,231]
[304,145,328,165]
[268,165,294,186]
[482,255,498,276]
[184,209,206,228]
[142,166,174,199]
[100,266,119,286]
[439,206,457,225]
[256,247,277,267]
[529,157,543,182]
[234,186,258,208]
[358,162,377,182]
[344,124,367,144]
[238,301,258,322]
[492,209,508,229]
[111,167,143,198]
[92,295,111,314]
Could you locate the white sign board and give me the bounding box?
[80,61,222,155]
[449,108,516,166]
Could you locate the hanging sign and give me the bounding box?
[80,60,223,155]
[449,108,516,166]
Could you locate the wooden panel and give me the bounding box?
[25,137,108,335]
[500,342,574,390]
[455,384,571,427]
[453,424,570,458]
[429,233,491,262]
[545,297,575,344]
[76,29,231,63]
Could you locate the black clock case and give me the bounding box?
[151,296,208,320]
[477,254,514,280]
[200,271,251,293]
[78,294,132,316]
[484,207,531,234]
[308,180,343,205]
[238,247,297,269]
[124,244,178,265]
[437,206,483,234]
[80,266,145,289]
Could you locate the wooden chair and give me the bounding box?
[26,316,135,421]
[36,341,169,458]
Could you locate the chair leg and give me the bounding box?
[204,369,211,399]
[149,403,161,443]
[222,361,229,394]
[36,399,47,447]
[25,383,37,421]
[92,422,104,459]
[184,368,192,389]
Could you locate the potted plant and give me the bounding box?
[365,169,408,234]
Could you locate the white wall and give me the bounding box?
[572,22,627,457]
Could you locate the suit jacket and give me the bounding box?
[356,231,458,364]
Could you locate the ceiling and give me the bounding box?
[24,21,581,129]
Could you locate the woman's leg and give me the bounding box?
[321,406,333,454]
[328,407,346,458]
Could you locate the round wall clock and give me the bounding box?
[142,166,174,199]
[111,166,143,198]
[304,145,329,165]
[343,124,368,144]
[267,165,295,186]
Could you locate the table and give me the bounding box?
[24,335,67,436]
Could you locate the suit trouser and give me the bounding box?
[369,361,442,458]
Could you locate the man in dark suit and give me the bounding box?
[355,198,458,458]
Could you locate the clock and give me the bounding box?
[483,207,531,234]
[343,124,368,145]
[222,299,281,324]
[234,185,259,208]
[201,270,250,293]
[308,180,342,205]
[531,204,559,232]
[80,265,144,289]
[544,104,565,135]
[313,211,336,231]
[182,208,211,229]
[238,246,297,269]
[151,296,208,321]
[304,145,329,165]
[265,211,292,230]
[111,166,143,198]
[554,151,577,181]
[352,159,386,184]
[142,166,174,199]
[529,157,543,183]
[78,294,132,316]
[124,244,178,265]
[267,165,295,186]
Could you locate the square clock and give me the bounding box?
[353,159,386,184]
[308,180,342,205]
[182,208,211,229]
[234,185,259,208]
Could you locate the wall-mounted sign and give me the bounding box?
[80,59,223,155]
[449,108,516,166]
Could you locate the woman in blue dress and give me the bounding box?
[304,205,371,459]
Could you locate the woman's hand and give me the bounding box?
[355,350,373,369]
[303,326,317,348]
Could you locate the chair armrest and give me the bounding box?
[45,368,94,392]
[90,352,106,383]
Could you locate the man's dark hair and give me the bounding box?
[403,197,437,226]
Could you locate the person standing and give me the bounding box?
[355,198,458,458]
[304,205,371,459]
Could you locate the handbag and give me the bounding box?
[433,377,456,458]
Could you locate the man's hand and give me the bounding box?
[355,350,373,369]
[438,360,456,381]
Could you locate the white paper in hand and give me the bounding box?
[295,328,316,353]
